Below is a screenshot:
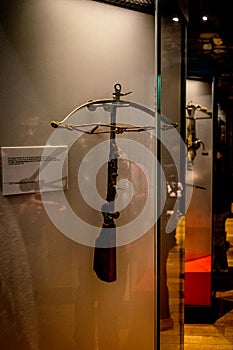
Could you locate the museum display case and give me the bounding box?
[184,78,214,321]
[0,0,193,349]
[184,77,233,324]
[0,1,156,349]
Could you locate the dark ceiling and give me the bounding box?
[93,0,154,14]
[187,0,233,107]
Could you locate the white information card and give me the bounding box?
[1,145,68,195]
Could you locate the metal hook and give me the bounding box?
[113,83,132,102]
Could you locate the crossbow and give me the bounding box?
[50,83,178,282]
[186,102,212,169]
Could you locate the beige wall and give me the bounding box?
[0,0,154,146]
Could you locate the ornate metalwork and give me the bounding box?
[186,102,212,169]
[93,0,155,15]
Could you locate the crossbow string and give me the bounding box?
[51,121,155,134]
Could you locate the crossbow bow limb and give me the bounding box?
[51,83,178,133]
[186,101,212,168]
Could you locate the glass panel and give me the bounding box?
[0,1,155,349]
[40,96,157,350]
[185,79,213,310]
[156,0,187,347]
[1,90,157,350]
